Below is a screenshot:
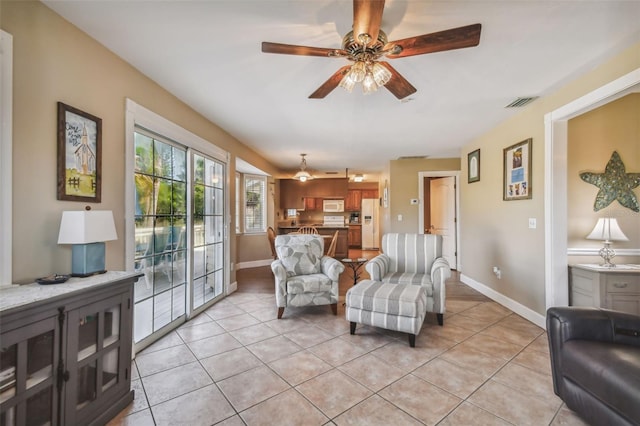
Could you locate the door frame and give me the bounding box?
[418,171,461,270]
[544,67,640,311]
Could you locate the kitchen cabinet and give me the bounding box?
[345,190,362,212]
[569,264,640,315]
[280,178,348,209]
[348,225,362,248]
[0,271,140,426]
[304,197,323,211]
[280,179,305,210]
[361,189,379,199]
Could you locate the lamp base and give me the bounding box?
[598,242,617,268]
[71,242,107,277]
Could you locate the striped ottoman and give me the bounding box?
[345,280,427,347]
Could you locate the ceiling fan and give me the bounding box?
[261,0,481,100]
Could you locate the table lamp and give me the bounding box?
[586,217,628,268]
[58,210,117,277]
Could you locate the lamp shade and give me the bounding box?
[586,218,628,242]
[58,210,117,244]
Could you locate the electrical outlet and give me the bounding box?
[493,266,502,279]
[397,214,403,221]
[410,199,419,205]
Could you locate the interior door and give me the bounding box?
[430,176,456,267]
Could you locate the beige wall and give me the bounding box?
[460,42,640,316]
[567,93,640,263]
[388,158,461,234]
[2,1,280,282]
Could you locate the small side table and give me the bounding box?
[341,258,368,286]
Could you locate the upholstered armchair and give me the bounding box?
[365,233,451,325]
[272,234,344,319]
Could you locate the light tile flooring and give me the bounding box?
[109,289,589,425]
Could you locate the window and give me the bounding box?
[244,175,266,233]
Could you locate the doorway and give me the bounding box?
[418,171,460,270]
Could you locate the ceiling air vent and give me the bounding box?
[505,97,539,108]
[397,155,429,160]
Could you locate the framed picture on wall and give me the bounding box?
[503,138,532,201]
[468,149,480,183]
[57,102,102,202]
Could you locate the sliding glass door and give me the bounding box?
[131,131,227,346]
[133,132,187,343]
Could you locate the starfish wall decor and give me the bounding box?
[579,151,640,212]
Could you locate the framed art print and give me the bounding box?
[503,138,532,201]
[57,102,102,202]
[468,149,480,183]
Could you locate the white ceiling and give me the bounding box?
[43,0,640,177]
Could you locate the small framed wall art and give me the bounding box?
[503,138,532,201]
[468,149,480,183]
[57,102,102,202]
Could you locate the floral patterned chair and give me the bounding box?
[271,234,344,319]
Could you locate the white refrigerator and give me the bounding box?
[361,198,379,249]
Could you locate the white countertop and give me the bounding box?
[0,271,141,312]
[571,264,640,273]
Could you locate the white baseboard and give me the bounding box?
[236,259,273,270]
[460,274,547,329]
[227,281,237,294]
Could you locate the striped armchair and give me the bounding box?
[271,234,344,319]
[365,233,451,325]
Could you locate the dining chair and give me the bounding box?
[326,230,339,257]
[267,226,277,259]
[297,225,319,234]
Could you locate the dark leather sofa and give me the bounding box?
[547,307,640,425]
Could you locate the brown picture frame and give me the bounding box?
[57,102,102,202]
[503,138,532,201]
[468,149,480,183]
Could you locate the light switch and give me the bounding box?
[397,214,403,221]
[528,218,536,229]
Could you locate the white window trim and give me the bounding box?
[0,30,13,286]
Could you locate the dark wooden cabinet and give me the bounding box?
[348,225,362,248]
[361,189,379,199]
[0,272,140,426]
[345,190,361,211]
[304,197,323,211]
[280,178,348,209]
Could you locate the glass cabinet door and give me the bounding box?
[66,294,126,424]
[0,316,58,426]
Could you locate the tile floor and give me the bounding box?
[108,276,589,425]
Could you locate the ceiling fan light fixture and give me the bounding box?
[293,154,313,182]
[349,61,367,83]
[362,73,378,94]
[354,174,364,182]
[372,62,391,86]
[339,73,356,92]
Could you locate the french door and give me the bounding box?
[131,130,226,348]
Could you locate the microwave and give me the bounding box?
[323,199,344,213]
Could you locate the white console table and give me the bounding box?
[569,264,640,315]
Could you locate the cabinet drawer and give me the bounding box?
[606,274,640,294]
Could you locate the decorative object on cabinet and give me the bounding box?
[586,218,629,267]
[292,153,313,182]
[57,102,102,202]
[579,151,639,212]
[569,264,640,315]
[503,138,532,200]
[468,149,480,183]
[0,271,140,426]
[58,210,117,277]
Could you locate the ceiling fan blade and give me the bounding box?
[386,23,481,58]
[309,66,351,99]
[378,62,416,100]
[353,0,385,46]
[262,42,347,57]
